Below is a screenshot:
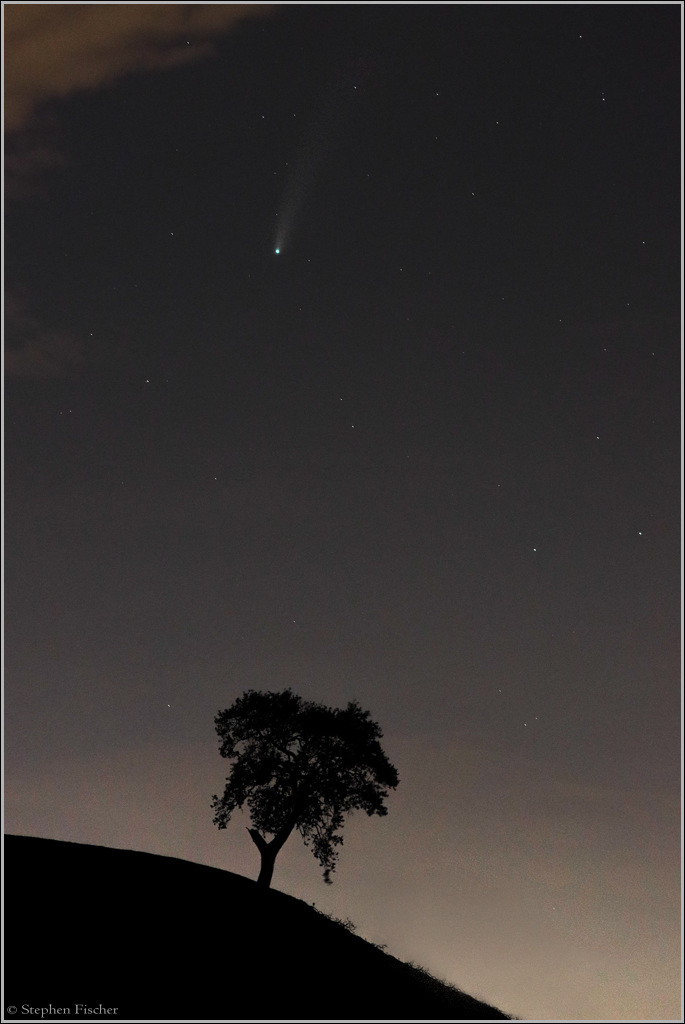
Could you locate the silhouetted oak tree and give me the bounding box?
[211,689,399,887]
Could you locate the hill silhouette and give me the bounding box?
[5,835,512,1020]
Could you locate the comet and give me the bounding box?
[273,69,362,257]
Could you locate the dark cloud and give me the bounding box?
[4,132,68,200]
[4,3,274,133]
[4,291,86,378]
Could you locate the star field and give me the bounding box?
[4,5,681,1021]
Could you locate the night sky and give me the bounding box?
[4,5,681,1020]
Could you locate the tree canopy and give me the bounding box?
[211,689,399,886]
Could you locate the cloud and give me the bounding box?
[3,5,275,378]
[4,133,68,199]
[4,290,87,378]
[3,3,274,133]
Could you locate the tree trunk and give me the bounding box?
[247,824,295,888]
[256,845,277,888]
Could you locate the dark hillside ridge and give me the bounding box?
[5,835,511,1021]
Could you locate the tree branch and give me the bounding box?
[247,827,268,855]
[248,822,295,857]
